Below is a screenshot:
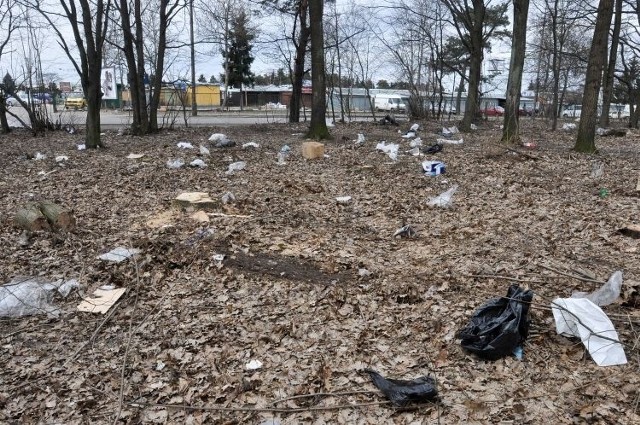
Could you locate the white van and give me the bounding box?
[609,104,631,119]
[562,104,582,118]
[375,94,406,112]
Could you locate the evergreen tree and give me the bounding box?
[198,74,207,83]
[209,75,218,84]
[222,9,255,89]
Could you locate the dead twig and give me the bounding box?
[270,390,378,406]
[128,400,391,413]
[469,274,548,284]
[539,264,606,285]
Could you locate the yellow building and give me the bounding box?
[187,84,221,107]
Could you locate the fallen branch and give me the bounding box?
[128,400,391,413]
[539,264,606,285]
[469,274,548,284]
[270,390,378,406]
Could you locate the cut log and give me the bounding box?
[15,205,51,231]
[39,201,76,231]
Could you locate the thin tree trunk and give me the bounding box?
[289,0,309,123]
[306,0,330,139]
[502,0,529,144]
[599,0,622,127]
[575,0,614,153]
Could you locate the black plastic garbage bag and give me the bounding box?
[458,284,534,360]
[366,369,438,406]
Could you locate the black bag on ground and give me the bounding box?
[458,284,533,360]
[366,369,438,406]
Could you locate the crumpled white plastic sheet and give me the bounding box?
[551,298,627,366]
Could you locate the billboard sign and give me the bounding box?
[100,67,116,99]
[59,82,72,93]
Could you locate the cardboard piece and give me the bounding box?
[302,142,325,159]
[77,287,126,314]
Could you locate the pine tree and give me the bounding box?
[222,9,255,90]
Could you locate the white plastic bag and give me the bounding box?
[177,142,194,149]
[572,270,622,306]
[0,277,79,318]
[226,161,246,175]
[552,298,627,366]
[376,142,399,161]
[428,185,458,207]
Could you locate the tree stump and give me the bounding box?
[14,205,51,231]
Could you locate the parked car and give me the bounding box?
[609,104,630,119]
[33,93,53,104]
[480,105,505,117]
[64,93,87,110]
[562,104,582,118]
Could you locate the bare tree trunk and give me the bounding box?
[575,0,614,153]
[599,0,622,127]
[289,0,309,123]
[190,0,197,117]
[502,0,529,144]
[306,0,329,139]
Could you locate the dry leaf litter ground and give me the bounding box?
[0,119,639,424]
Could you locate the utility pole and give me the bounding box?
[190,0,197,116]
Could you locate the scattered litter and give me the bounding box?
[199,145,210,156]
[189,158,207,168]
[409,138,422,148]
[409,123,419,132]
[458,284,534,360]
[77,286,127,314]
[166,159,184,169]
[213,253,225,269]
[393,225,417,238]
[336,196,352,204]
[366,369,438,406]
[325,118,335,127]
[226,161,246,175]
[552,298,627,366]
[55,155,68,162]
[599,188,609,198]
[572,270,622,306]
[177,141,194,149]
[423,144,442,154]
[380,114,399,126]
[427,185,458,208]
[127,153,145,159]
[215,139,235,148]
[184,228,215,245]
[442,126,459,137]
[302,142,325,159]
[242,142,260,149]
[596,127,606,136]
[436,138,463,145]
[407,147,421,156]
[77,144,86,150]
[522,141,538,149]
[358,268,371,277]
[245,359,263,370]
[401,131,416,139]
[619,224,640,239]
[0,277,79,318]
[562,123,576,131]
[422,160,446,176]
[376,142,399,161]
[470,123,478,130]
[156,360,166,371]
[34,152,46,160]
[280,145,291,153]
[208,133,228,143]
[97,247,141,263]
[65,125,77,134]
[356,133,366,144]
[221,192,236,204]
[591,162,604,179]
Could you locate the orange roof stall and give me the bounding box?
[187,84,221,107]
